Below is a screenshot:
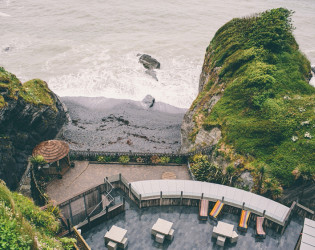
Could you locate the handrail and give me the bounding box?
[73,227,91,250]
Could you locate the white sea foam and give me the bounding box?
[0,12,10,17]
[47,50,200,108]
[1,0,315,108]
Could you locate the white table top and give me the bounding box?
[105,225,127,243]
[152,218,173,235]
[213,221,234,238]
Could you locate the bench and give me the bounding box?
[256,217,266,239]
[199,199,209,220]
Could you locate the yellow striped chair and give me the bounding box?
[238,210,251,232]
[209,200,224,220]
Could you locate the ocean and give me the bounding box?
[1,0,315,108]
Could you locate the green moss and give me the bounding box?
[0,67,56,110]
[0,95,6,109]
[192,8,315,187]
[20,79,55,106]
[0,67,22,100]
[0,181,74,249]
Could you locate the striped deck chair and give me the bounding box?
[256,217,266,239]
[199,199,209,220]
[238,210,251,232]
[209,200,224,220]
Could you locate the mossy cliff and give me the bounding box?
[0,67,66,189]
[0,180,74,249]
[181,8,315,207]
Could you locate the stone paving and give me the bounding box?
[46,161,191,203]
[82,189,303,250]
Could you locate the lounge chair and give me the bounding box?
[238,210,251,232]
[209,200,224,220]
[199,199,209,220]
[256,217,266,238]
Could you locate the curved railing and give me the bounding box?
[130,179,290,226]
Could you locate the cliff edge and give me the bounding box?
[181,8,315,208]
[0,67,66,189]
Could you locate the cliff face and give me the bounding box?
[181,46,223,153]
[0,67,66,189]
[181,8,315,208]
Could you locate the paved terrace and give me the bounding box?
[130,180,290,225]
[82,189,303,250]
[46,161,191,202]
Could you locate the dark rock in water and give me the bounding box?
[145,69,158,81]
[311,66,315,74]
[4,47,10,52]
[142,95,155,108]
[139,54,160,70]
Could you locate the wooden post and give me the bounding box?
[83,194,88,223]
[139,194,142,208]
[263,210,266,216]
[160,191,163,206]
[129,183,131,199]
[242,202,245,209]
[201,193,204,200]
[66,218,71,233]
[180,191,183,205]
[104,177,109,192]
[68,201,74,226]
[222,196,224,202]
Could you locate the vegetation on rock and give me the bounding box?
[0,67,66,189]
[0,67,55,108]
[0,180,75,249]
[186,8,315,193]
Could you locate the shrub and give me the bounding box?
[60,237,77,250]
[97,155,113,162]
[97,156,106,162]
[159,156,170,164]
[150,155,160,164]
[174,157,184,164]
[136,157,144,163]
[119,155,130,164]
[30,155,47,169]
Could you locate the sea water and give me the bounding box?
[1,0,315,108]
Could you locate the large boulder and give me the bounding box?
[0,67,67,189]
[142,95,155,108]
[138,54,160,70]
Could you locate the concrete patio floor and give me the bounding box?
[46,161,191,203]
[82,189,303,250]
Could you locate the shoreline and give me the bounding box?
[57,96,187,153]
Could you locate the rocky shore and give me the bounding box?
[57,96,186,153]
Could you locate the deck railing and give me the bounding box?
[58,178,118,227]
[68,146,214,164]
